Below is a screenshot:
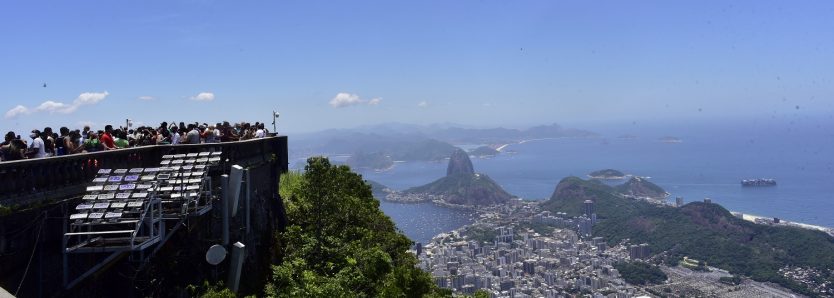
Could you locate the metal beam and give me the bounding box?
[65,252,127,289]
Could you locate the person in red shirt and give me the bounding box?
[100,125,117,150]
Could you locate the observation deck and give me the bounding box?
[0,136,288,296]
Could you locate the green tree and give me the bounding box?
[613,262,667,286]
[268,157,445,297]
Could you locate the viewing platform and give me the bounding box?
[0,135,288,206]
[0,135,288,297]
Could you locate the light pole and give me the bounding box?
[271,111,279,134]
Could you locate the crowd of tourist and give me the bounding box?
[0,121,270,162]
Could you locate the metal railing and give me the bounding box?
[0,136,288,206]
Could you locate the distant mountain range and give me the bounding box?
[290,122,596,169]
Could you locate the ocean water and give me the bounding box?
[377,200,475,245]
[359,118,834,243]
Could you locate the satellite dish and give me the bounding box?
[206,244,227,265]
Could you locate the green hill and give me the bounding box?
[541,176,627,217]
[615,177,668,199]
[405,173,512,206]
[542,176,834,296]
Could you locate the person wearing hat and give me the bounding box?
[26,129,46,159]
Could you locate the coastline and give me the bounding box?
[495,137,570,152]
[732,211,834,237]
[382,192,478,211]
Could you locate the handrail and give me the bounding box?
[0,135,288,205]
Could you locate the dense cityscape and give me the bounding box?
[416,198,813,297]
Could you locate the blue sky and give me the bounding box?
[2,1,833,134]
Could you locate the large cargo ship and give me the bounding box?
[741,178,777,187]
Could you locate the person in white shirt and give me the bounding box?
[27,129,46,159]
[254,124,265,138]
[171,127,181,145]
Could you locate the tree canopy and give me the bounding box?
[268,157,446,297]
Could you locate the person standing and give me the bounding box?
[1,131,25,161]
[171,127,182,145]
[83,132,102,152]
[114,129,129,148]
[80,125,91,143]
[65,130,83,154]
[27,129,46,158]
[100,125,117,150]
[157,129,172,145]
[202,125,220,143]
[185,125,201,144]
[220,121,238,142]
[254,123,266,138]
[56,127,69,155]
[42,127,56,157]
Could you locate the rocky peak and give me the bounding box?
[446,148,474,176]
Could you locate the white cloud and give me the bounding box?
[329,92,362,108]
[5,90,110,118]
[4,105,30,119]
[138,96,154,101]
[329,92,383,108]
[190,92,215,101]
[75,91,109,105]
[31,91,110,114]
[35,100,74,113]
[418,101,429,108]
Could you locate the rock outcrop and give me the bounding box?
[446,148,475,176]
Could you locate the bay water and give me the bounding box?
[359,118,834,244]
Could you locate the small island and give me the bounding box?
[588,169,627,180]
